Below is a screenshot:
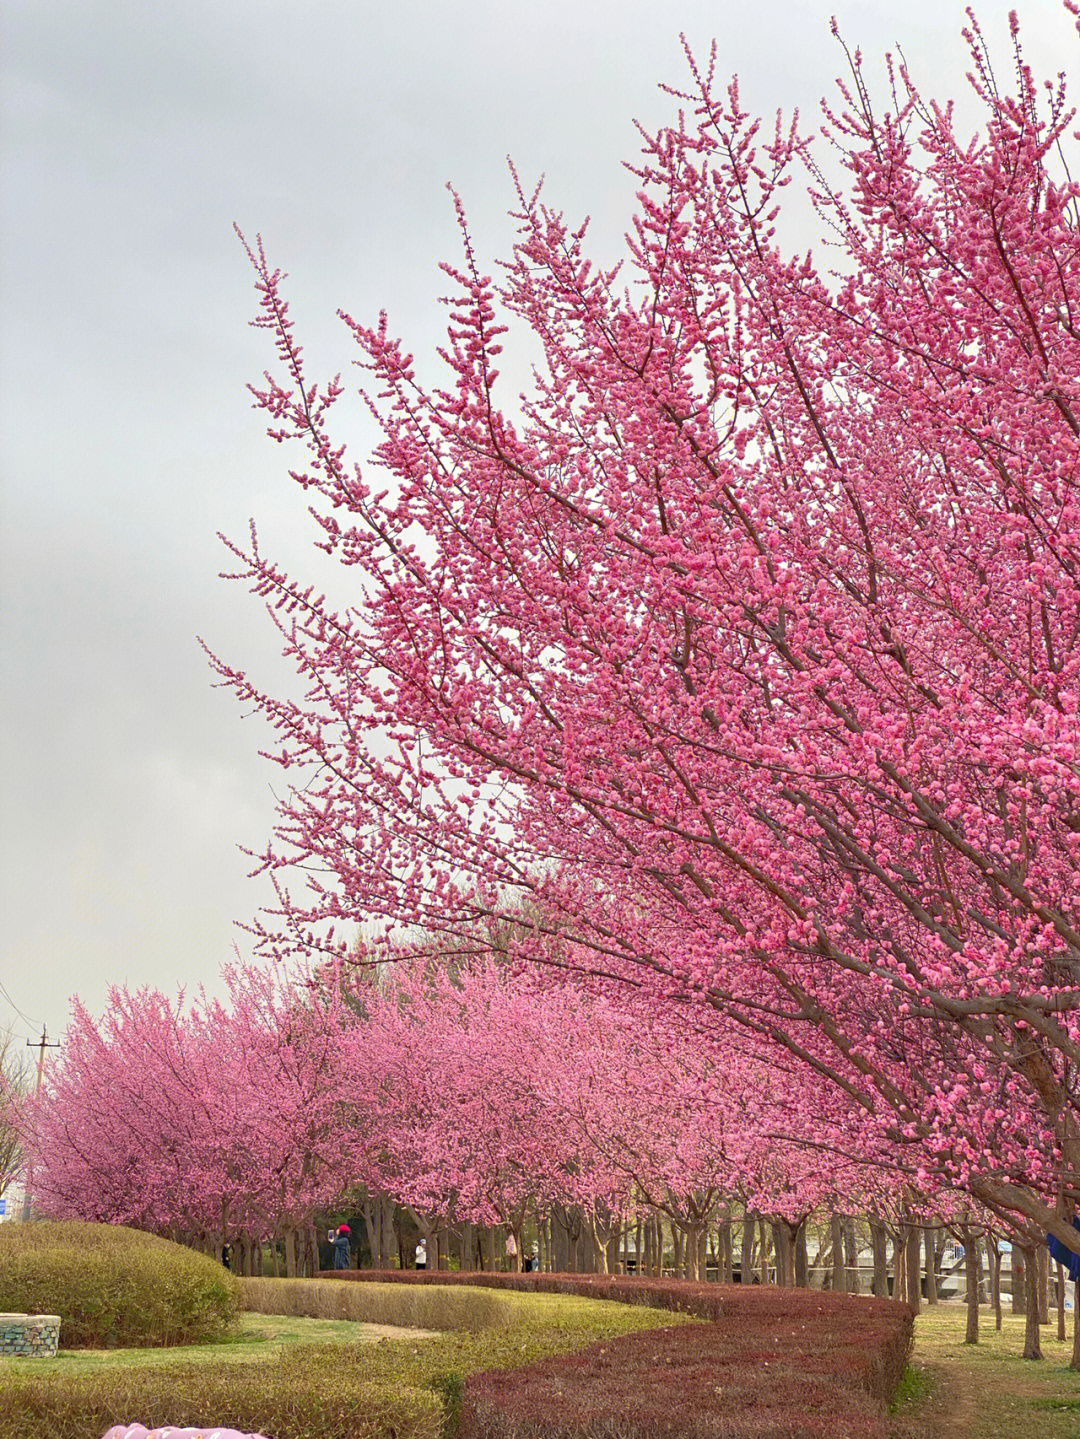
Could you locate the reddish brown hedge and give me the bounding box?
[326,1267,727,1320]
[324,1271,913,1437]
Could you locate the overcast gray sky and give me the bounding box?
[2,0,1074,1043]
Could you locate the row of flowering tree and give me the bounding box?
[202,5,1080,1273]
[23,946,1077,1355]
[21,956,891,1264]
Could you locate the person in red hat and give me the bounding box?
[332,1224,352,1269]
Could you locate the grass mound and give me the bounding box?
[0,1222,239,1349]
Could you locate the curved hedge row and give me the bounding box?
[326,1271,915,1439]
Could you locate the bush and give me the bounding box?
[0,1364,441,1439]
[0,1222,239,1349]
[460,1318,910,1439]
[328,1272,914,1439]
[237,1277,511,1332]
[326,1268,729,1320]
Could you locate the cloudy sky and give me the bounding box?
[2,0,1074,1044]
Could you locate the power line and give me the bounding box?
[0,978,37,1030]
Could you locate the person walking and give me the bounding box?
[332,1224,352,1270]
[415,1238,427,1270]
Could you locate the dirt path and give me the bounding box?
[890,1308,1080,1439]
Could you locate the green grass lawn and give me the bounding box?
[890,1303,1080,1439]
[0,1310,425,1376]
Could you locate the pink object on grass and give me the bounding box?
[101,1428,271,1439]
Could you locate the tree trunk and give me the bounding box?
[1012,1248,1026,1315]
[905,1223,922,1314]
[831,1214,846,1294]
[925,1226,938,1305]
[1072,1282,1080,1372]
[284,1225,297,1279]
[961,1226,979,1345]
[892,1230,905,1304]
[870,1221,889,1298]
[759,1218,771,1283]
[844,1220,859,1295]
[795,1220,808,1288]
[988,1235,1002,1331]
[381,1196,396,1268]
[1022,1246,1043,1359]
[1038,1244,1050,1325]
[741,1214,756,1285]
[1057,1264,1066,1342]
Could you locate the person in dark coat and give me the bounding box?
[332,1224,352,1270]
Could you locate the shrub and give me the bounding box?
[328,1272,914,1439]
[237,1277,511,1332]
[460,1321,903,1439]
[0,1222,239,1349]
[0,1364,441,1439]
[326,1268,729,1321]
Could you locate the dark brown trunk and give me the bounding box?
[741,1214,755,1285]
[1038,1244,1050,1325]
[844,1220,859,1294]
[961,1227,979,1345]
[1022,1246,1043,1359]
[925,1226,938,1305]
[794,1219,808,1288]
[905,1223,922,1313]
[1072,1282,1080,1371]
[775,1221,795,1287]
[831,1214,846,1293]
[1012,1248,1026,1315]
[871,1220,889,1298]
[1057,1264,1066,1342]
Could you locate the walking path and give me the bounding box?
[890,1306,1079,1439]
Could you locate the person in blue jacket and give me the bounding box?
[1048,1215,1080,1284]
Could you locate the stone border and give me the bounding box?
[0,1312,61,1358]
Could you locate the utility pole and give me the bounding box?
[21,1025,60,1222]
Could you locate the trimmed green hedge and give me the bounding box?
[0,1222,239,1349]
[0,1365,441,1439]
[237,1276,511,1332]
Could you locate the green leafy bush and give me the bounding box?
[0,1222,239,1349]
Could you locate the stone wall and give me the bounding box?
[0,1312,61,1357]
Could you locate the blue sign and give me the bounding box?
[0,1199,6,1216]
